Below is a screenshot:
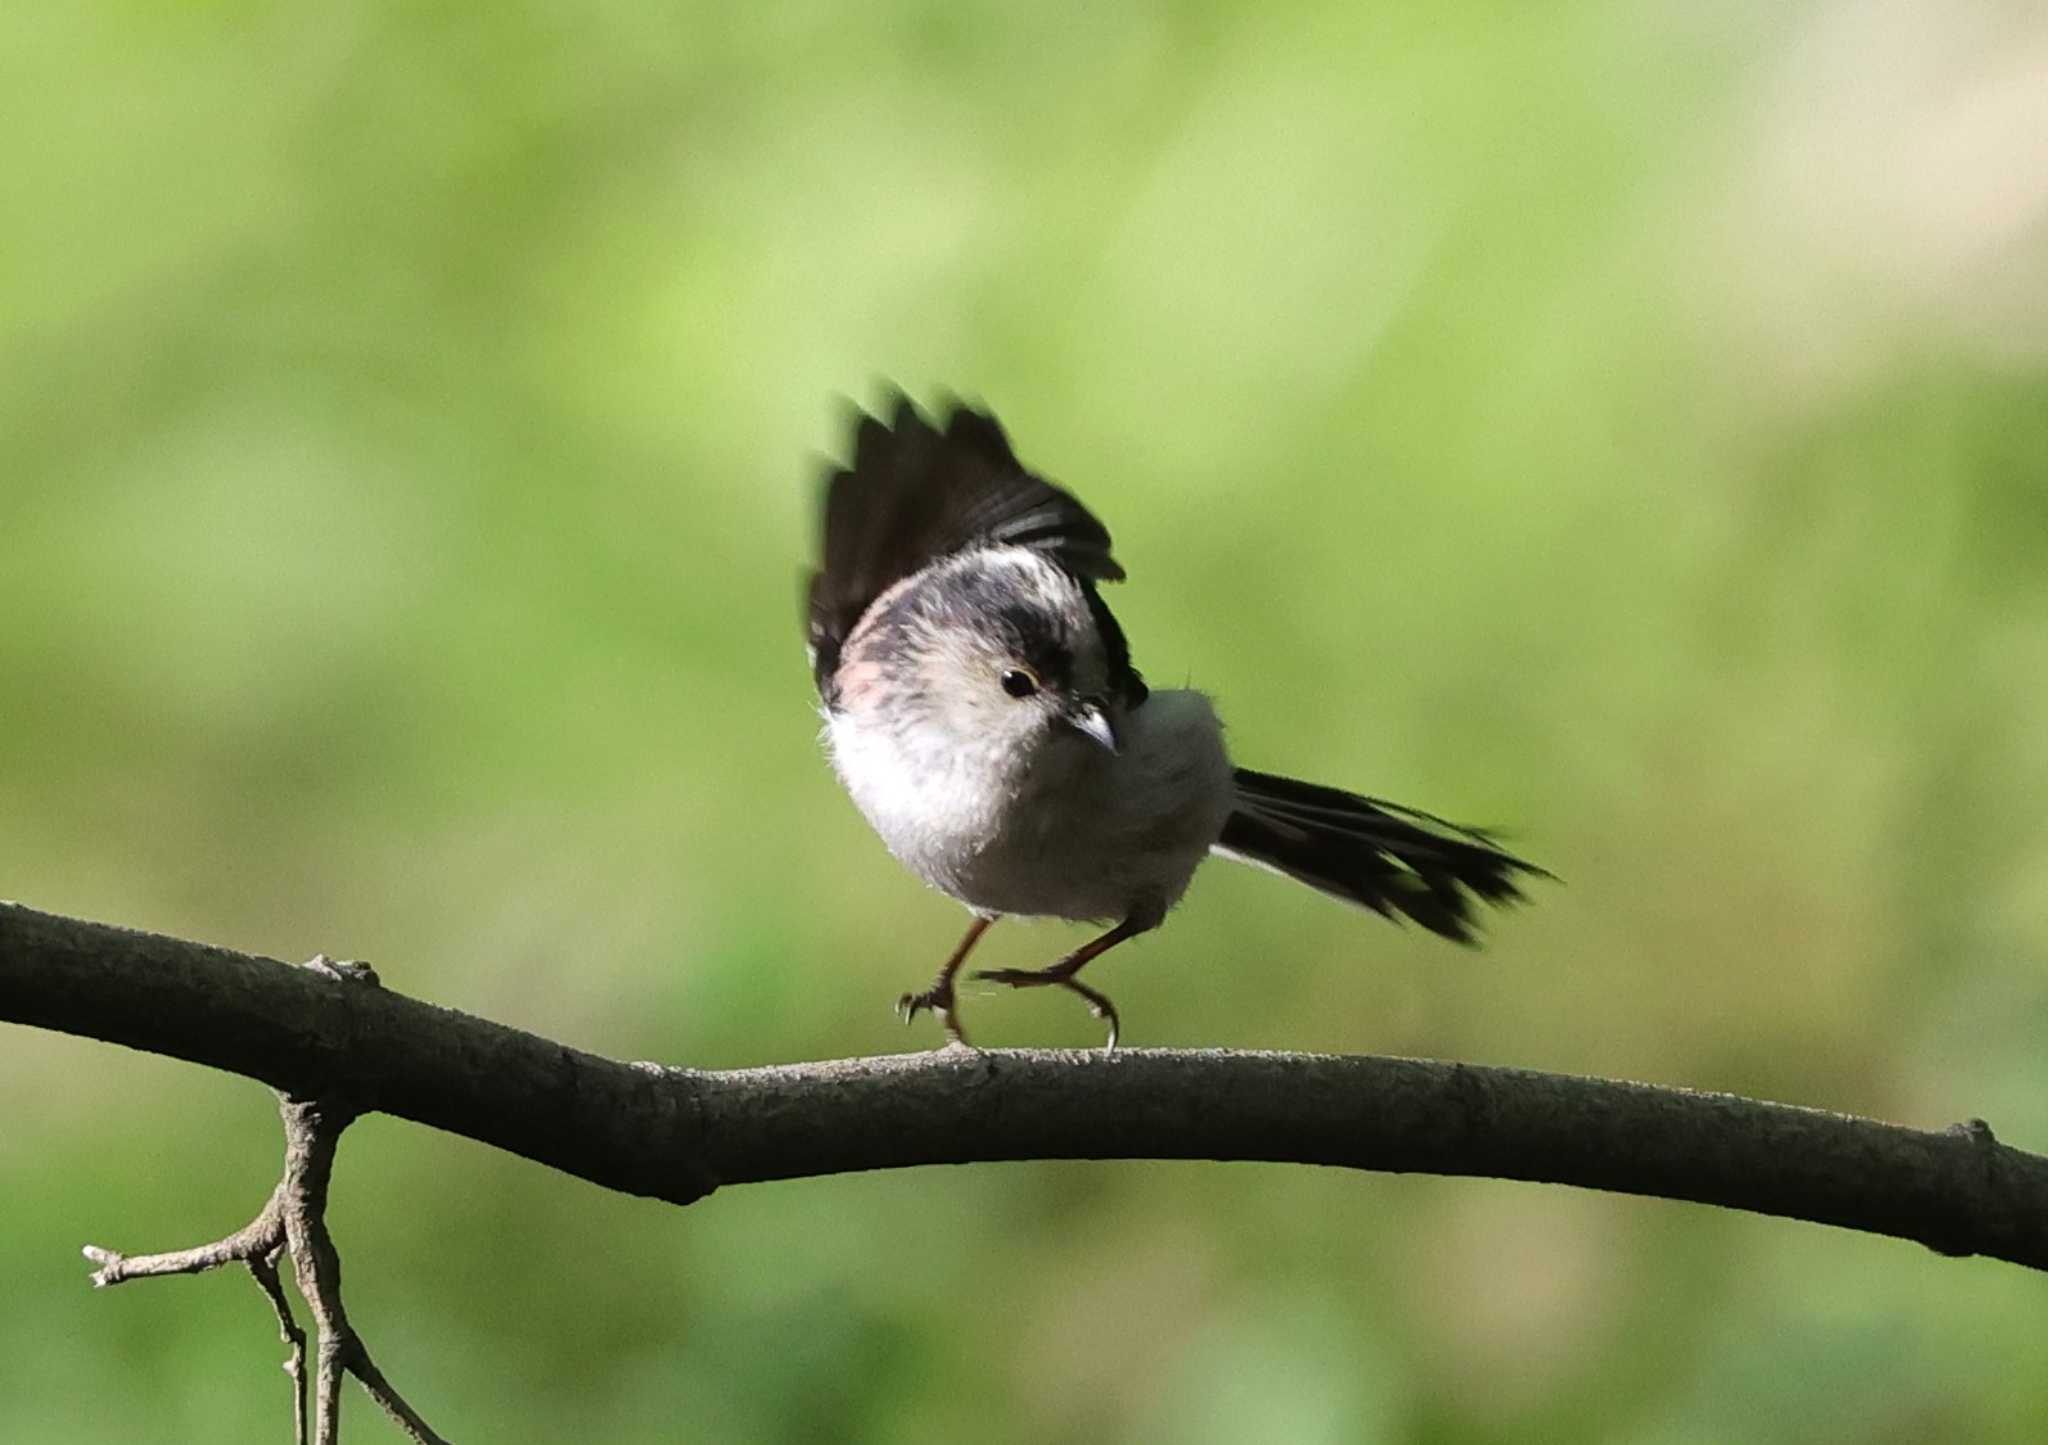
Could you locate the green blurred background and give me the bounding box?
[6,1,2047,1440]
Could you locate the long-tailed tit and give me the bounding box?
[807,394,1544,1047]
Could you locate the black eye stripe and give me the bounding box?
[1000,668,1039,699]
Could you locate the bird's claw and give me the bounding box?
[1082,990,1121,1052]
[897,985,967,1046]
[971,967,1121,1051]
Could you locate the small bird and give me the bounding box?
[807,393,1544,1047]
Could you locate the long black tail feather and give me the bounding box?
[1214,768,1548,942]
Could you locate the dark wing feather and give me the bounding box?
[806,392,1130,698]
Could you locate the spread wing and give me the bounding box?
[806,392,1132,699]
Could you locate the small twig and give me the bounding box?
[82,1186,285,1286]
[247,1245,310,1445]
[82,956,449,1444]
[276,1095,448,1445]
[82,1185,311,1438]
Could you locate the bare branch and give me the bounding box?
[246,1247,309,1445]
[84,1186,310,1436]
[273,1095,448,1445]
[83,1069,449,1442]
[83,1187,285,1286]
[8,900,2048,1272]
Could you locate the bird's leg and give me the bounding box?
[973,916,1151,1050]
[898,915,995,1045]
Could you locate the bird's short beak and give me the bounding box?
[1066,699,1120,754]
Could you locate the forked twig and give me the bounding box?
[82,959,449,1445]
[83,1184,309,1441]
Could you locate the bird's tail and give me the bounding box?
[1213,768,1547,942]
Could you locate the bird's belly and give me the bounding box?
[839,759,1119,919]
[826,691,1233,924]
[946,807,1185,922]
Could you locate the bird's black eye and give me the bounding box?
[999,667,1040,699]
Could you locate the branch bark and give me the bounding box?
[7,899,2047,1274]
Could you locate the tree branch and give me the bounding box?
[83,1186,309,1439]
[245,1245,310,1445]
[7,899,2047,1275]
[82,1060,449,1443]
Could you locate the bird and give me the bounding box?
[806,392,1544,1048]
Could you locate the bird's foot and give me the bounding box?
[971,963,1121,1051]
[897,979,968,1047]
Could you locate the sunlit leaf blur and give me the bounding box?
[5,2,2046,1440]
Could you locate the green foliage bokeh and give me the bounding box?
[5,2,2047,1440]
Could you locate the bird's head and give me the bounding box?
[836,546,1123,770]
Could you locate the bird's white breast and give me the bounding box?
[826,687,1233,925]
